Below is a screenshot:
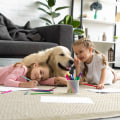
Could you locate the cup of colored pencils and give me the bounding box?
[66,72,82,94]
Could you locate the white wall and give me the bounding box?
[0,0,71,27]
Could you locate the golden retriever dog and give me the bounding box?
[22,46,74,77]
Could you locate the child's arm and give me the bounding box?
[4,64,36,88]
[74,58,81,76]
[96,67,107,89]
[39,77,67,86]
[19,80,38,88]
[74,58,85,85]
[54,77,67,86]
[4,65,27,87]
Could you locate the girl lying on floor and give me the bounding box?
[73,38,120,89]
[0,62,67,88]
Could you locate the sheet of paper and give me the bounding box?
[86,88,120,93]
[0,86,39,91]
[40,96,94,104]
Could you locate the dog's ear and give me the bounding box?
[46,54,54,77]
[46,52,54,64]
[46,54,51,64]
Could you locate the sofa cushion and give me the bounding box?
[0,40,58,58]
[0,25,12,40]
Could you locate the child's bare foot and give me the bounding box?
[112,71,117,83]
[112,70,120,83]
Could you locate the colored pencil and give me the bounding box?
[49,86,57,90]
[78,76,81,80]
[31,89,53,91]
[24,91,29,95]
[78,72,82,77]
[21,76,32,81]
[32,90,52,92]
[83,83,97,88]
[66,74,70,80]
[31,92,53,95]
[1,90,12,94]
[71,74,74,80]
[75,76,78,80]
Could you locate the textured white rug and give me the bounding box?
[0,80,120,120]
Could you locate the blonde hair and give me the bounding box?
[73,38,108,78]
[14,62,52,80]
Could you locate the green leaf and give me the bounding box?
[52,12,60,18]
[58,20,64,24]
[74,28,84,33]
[36,1,50,9]
[114,36,118,39]
[63,15,73,24]
[73,31,82,36]
[71,20,80,28]
[48,0,56,7]
[73,28,84,36]
[38,8,51,15]
[55,6,70,11]
[46,23,51,26]
[40,17,52,24]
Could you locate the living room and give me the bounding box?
[0,0,120,120]
[0,0,120,68]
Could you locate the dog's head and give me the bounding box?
[47,46,74,72]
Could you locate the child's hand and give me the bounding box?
[28,80,38,88]
[54,77,67,86]
[74,57,81,76]
[19,80,38,88]
[14,62,24,68]
[96,84,104,89]
[79,77,85,85]
[74,57,80,68]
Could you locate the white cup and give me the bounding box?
[67,80,79,94]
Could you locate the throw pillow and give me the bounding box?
[0,25,12,40]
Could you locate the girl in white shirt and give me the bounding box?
[73,38,120,89]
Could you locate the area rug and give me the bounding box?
[0,80,120,120]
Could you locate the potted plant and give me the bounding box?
[36,0,84,36]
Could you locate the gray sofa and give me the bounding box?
[0,24,73,66]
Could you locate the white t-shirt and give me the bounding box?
[80,54,114,85]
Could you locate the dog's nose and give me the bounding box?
[69,60,74,65]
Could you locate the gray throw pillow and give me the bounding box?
[0,25,12,40]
